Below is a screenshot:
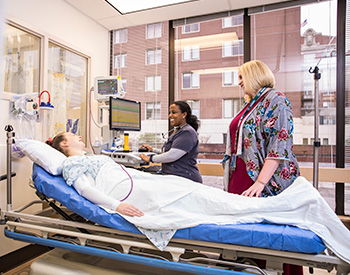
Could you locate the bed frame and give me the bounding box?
[1,126,350,275]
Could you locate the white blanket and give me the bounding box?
[95,162,350,263]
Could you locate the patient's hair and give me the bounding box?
[46,132,68,156]
[172,101,200,132]
[239,60,275,100]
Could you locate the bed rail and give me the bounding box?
[3,211,350,275]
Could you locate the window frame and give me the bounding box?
[186,99,200,118]
[145,75,162,91]
[145,102,161,120]
[222,70,239,86]
[114,53,127,68]
[182,45,200,61]
[146,23,162,39]
[182,72,200,89]
[222,15,244,28]
[182,23,200,34]
[114,29,128,44]
[146,48,162,65]
[222,39,244,57]
[223,98,244,118]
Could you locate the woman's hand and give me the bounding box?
[116,203,144,217]
[241,181,265,197]
[242,159,280,197]
[139,154,150,162]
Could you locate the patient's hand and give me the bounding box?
[117,203,144,217]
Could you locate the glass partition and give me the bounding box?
[47,42,88,141]
[2,23,40,94]
[174,16,244,156]
[111,22,169,149]
[251,0,349,214]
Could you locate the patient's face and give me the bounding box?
[64,132,85,153]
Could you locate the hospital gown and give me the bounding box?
[63,155,350,264]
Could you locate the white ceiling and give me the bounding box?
[64,0,292,30]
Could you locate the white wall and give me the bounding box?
[0,0,110,257]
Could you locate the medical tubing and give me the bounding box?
[119,164,133,202]
[38,90,51,106]
[88,86,96,154]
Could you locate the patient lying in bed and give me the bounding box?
[17,133,350,264]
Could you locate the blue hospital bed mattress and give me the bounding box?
[32,164,326,254]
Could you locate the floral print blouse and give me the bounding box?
[226,88,300,197]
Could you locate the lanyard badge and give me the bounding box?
[231,87,269,171]
[230,155,237,171]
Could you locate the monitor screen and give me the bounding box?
[109,97,141,131]
[94,76,124,100]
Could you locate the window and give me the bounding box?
[121,78,127,92]
[146,49,161,65]
[114,53,127,68]
[323,101,335,108]
[346,116,350,125]
[3,24,41,94]
[114,29,127,43]
[186,100,200,118]
[320,115,336,125]
[182,23,200,34]
[222,15,243,28]
[146,102,161,120]
[182,72,199,89]
[48,42,88,138]
[147,23,162,39]
[111,21,169,147]
[146,76,161,91]
[175,17,244,144]
[182,45,200,61]
[303,101,313,109]
[303,138,309,145]
[223,40,243,57]
[323,138,329,145]
[223,98,244,118]
[223,70,239,86]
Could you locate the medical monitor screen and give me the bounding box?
[97,78,118,96]
[109,98,141,131]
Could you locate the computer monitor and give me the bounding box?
[109,97,141,131]
[94,76,125,101]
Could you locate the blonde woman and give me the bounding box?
[223,60,300,198]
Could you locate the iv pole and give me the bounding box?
[308,66,321,190]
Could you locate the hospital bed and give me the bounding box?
[1,130,350,275]
[2,163,349,275]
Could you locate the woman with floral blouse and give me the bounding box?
[223,60,300,198]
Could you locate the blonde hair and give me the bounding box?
[239,60,275,101]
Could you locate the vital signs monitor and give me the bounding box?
[94,76,125,101]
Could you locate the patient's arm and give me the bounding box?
[74,175,121,210]
[73,175,143,217]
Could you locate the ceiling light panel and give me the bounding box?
[106,0,197,14]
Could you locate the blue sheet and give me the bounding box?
[32,164,326,254]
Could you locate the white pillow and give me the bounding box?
[15,138,67,175]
